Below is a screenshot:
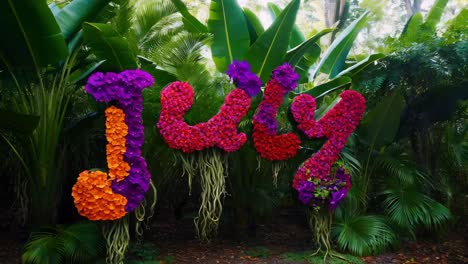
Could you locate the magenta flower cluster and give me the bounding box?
[290,90,366,209]
[85,69,154,212]
[252,63,301,161]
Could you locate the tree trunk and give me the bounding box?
[324,0,346,43]
[405,0,422,18]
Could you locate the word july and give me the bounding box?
[72,63,365,221]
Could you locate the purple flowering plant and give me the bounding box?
[297,165,352,211]
[226,60,262,97]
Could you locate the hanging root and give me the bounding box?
[194,149,226,241]
[103,216,130,264]
[178,153,197,194]
[134,179,158,241]
[271,161,285,187]
[308,209,333,263]
[307,210,352,263]
[256,155,262,171]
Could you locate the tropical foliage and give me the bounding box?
[0,0,465,262]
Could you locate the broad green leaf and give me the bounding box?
[0,110,40,133]
[267,2,304,47]
[443,8,468,43]
[67,30,83,53]
[171,0,208,33]
[49,3,61,16]
[70,60,106,84]
[244,0,301,82]
[298,76,351,98]
[54,0,111,41]
[358,91,404,149]
[423,0,448,32]
[285,28,333,66]
[336,53,385,77]
[400,13,423,43]
[312,11,369,79]
[0,0,68,67]
[208,0,251,72]
[243,8,264,44]
[83,22,137,71]
[295,44,321,83]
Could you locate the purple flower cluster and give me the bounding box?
[86,69,154,212]
[271,63,299,91]
[226,60,262,97]
[297,168,351,210]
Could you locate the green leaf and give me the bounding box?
[298,76,351,98]
[244,0,301,82]
[423,0,448,32]
[267,2,304,47]
[54,0,111,41]
[400,13,423,43]
[336,53,385,77]
[49,3,61,16]
[243,8,264,44]
[383,187,451,229]
[83,22,137,71]
[358,91,404,149]
[443,8,468,43]
[0,0,68,67]
[312,11,369,79]
[70,60,106,84]
[332,215,396,256]
[0,110,40,133]
[170,0,208,33]
[208,0,251,72]
[285,28,333,66]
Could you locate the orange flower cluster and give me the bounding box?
[72,106,130,220]
[105,106,130,181]
[72,170,127,220]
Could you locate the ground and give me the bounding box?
[1,209,467,264]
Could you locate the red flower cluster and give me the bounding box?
[157,81,251,153]
[291,90,366,189]
[252,78,301,160]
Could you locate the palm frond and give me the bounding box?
[22,222,104,264]
[59,222,104,263]
[376,145,431,188]
[332,215,396,256]
[382,186,451,230]
[22,231,63,264]
[133,0,177,40]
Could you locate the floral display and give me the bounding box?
[252,63,301,160]
[296,167,352,210]
[290,90,366,207]
[72,70,154,220]
[157,61,261,153]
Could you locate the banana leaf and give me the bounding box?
[311,11,369,79]
[358,91,404,149]
[54,0,111,41]
[336,53,385,77]
[400,13,423,43]
[297,76,351,98]
[171,0,208,33]
[285,28,333,66]
[244,0,301,82]
[243,8,264,44]
[423,0,448,32]
[83,22,137,71]
[267,2,304,47]
[0,0,68,67]
[208,0,251,72]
